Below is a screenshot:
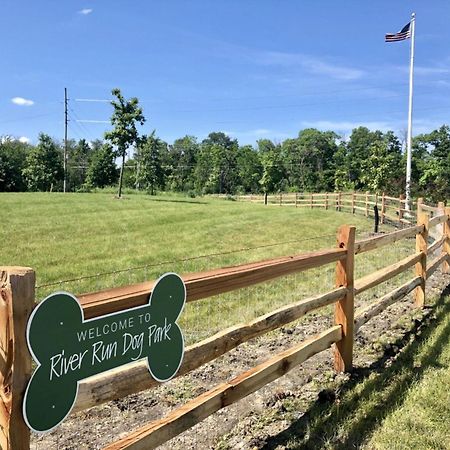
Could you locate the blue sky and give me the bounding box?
[2,0,450,145]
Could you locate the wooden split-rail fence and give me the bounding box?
[228,191,445,228]
[1,198,449,449]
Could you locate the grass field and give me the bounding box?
[254,287,450,450]
[1,192,416,344]
[5,191,448,450]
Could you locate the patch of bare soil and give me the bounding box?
[32,270,450,450]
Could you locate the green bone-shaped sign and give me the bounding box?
[23,273,186,433]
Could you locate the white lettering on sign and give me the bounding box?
[122,332,145,360]
[91,340,118,365]
[49,349,89,381]
[148,318,172,346]
[76,317,136,343]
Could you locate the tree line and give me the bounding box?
[1,93,449,202]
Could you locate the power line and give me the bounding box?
[74,98,111,103]
[68,107,98,141]
[76,119,110,124]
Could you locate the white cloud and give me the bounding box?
[301,120,394,133]
[18,136,30,144]
[223,129,291,143]
[253,51,364,80]
[78,8,93,15]
[11,97,34,106]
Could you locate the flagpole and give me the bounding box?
[405,12,416,211]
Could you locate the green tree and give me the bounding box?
[195,132,239,194]
[86,144,119,188]
[259,146,285,193]
[22,134,63,191]
[0,137,29,191]
[345,127,384,189]
[67,139,95,191]
[166,136,199,192]
[257,139,276,154]
[282,129,337,192]
[415,125,450,201]
[104,88,145,198]
[236,145,263,193]
[136,133,166,195]
[360,137,402,193]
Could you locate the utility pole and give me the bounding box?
[64,87,68,193]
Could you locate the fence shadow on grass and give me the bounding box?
[261,283,450,450]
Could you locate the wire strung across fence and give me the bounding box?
[35,233,339,299]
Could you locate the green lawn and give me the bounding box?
[1,192,375,292]
[1,192,414,344]
[256,289,450,450]
[367,291,450,450]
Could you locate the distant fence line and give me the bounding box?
[215,191,445,229]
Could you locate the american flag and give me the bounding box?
[385,22,411,42]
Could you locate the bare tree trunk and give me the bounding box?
[117,152,125,198]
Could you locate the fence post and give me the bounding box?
[295,192,298,208]
[310,193,313,209]
[338,192,342,211]
[351,192,355,214]
[443,207,450,274]
[415,212,429,308]
[334,225,356,373]
[325,192,328,210]
[0,267,35,450]
[417,197,423,222]
[381,192,386,224]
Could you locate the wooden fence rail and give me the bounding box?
[1,198,449,449]
[232,191,447,227]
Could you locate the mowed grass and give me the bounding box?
[1,192,373,292]
[1,191,415,344]
[260,290,450,450]
[367,294,450,450]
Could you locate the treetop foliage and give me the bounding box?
[2,122,449,202]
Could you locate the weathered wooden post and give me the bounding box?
[338,192,342,212]
[325,192,328,210]
[295,192,298,208]
[443,207,450,274]
[310,193,313,209]
[417,197,423,222]
[415,212,429,308]
[334,225,355,372]
[351,192,355,214]
[0,267,35,450]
